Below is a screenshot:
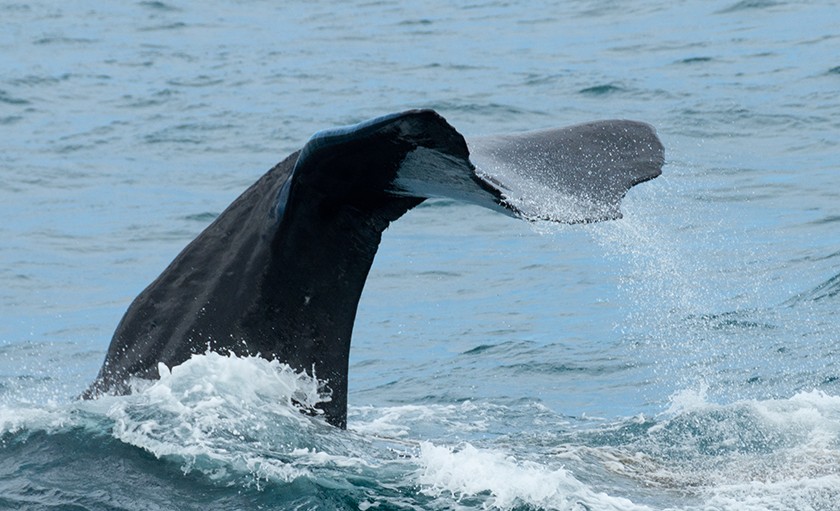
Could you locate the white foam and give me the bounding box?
[661,387,840,445]
[701,473,840,511]
[752,390,840,434]
[0,403,69,436]
[104,353,332,483]
[144,351,327,411]
[350,401,493,438]
[416,442,651,510]
[662,382,711,416]
[597,389,840,509]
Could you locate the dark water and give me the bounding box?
[2,0,839,509]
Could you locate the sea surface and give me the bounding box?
[2,0,840,509]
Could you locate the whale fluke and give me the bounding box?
[84,109,663,428]
[469,120,664,222]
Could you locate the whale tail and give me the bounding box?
[85,109,663,428]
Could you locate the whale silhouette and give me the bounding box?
[83,109,663,428]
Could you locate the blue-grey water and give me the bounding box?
[2,0,839,509]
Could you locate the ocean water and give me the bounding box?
[2,0,839,509]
